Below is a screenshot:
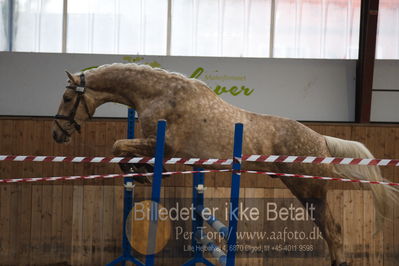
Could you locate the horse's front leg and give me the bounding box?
[112,138,171,183]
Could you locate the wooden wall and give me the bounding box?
[0,118,398,265]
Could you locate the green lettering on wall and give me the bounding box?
[229,86,240,96]
[243,87,255,96]
[214,85,227,95]
[190,67,204,79]
[189,67,255,97]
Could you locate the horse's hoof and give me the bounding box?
[118,163,170,184]
[118,163,152,183]
[136,163,171,179]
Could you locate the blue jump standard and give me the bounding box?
[182,167,215,266]
[226,123,244,266]
[108,114,244,266]
[183,123,243,266]
[144,120,167,266]
[107,108,140,266]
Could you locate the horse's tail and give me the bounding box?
[324,135,399,231]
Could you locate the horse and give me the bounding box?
[52,63,398,266]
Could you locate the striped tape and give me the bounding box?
[1,154,399,167]
[0,169,232,184]
[0,155,232,165]
[243,155,399,166]
[238,170,399,187]
[1,169,398,187]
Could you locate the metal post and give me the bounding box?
[62,0,68,53]
[7,0,14,51]
[269,0,276,58]
[145,120,167,266]
[226,123,244,265]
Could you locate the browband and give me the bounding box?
[66,73,86,92]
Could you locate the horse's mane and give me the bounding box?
[84,63,210,92]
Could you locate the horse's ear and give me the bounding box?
[65,71,78,84]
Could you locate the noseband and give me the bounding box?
[54,73,92,137]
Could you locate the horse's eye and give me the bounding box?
[63,96,72,103]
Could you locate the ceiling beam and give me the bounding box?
[355,0,380,123]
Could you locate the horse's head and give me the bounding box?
[52,71,94,143]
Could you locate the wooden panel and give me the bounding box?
[0,118,399,265]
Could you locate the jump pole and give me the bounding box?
[195,205,229,240]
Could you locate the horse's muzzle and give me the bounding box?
[52,128,70,143]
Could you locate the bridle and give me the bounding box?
[54,73,92,137]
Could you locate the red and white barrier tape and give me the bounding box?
[0,169,232,184]
[1,169,398,187]
[1,154,399,167]
[243,155,399,166]
[0,155,231,165]
[237,170,399,187]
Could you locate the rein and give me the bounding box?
[54,73,92,136]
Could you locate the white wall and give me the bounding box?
[371,60,399,122]
[0,52,358,121]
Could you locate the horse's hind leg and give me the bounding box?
[281,180,347,266]
[314,198,347,266]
